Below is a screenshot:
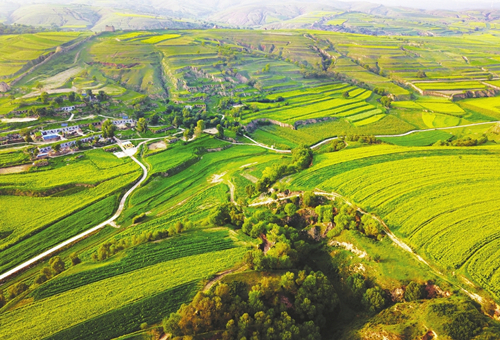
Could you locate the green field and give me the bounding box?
[2,21,500,340]
[0,150,141,272]
[379,130,453,146]
[290,144,500,299]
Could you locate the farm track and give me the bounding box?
[235,121,500,154]
[0,139,150,282]
[2,123,498,281]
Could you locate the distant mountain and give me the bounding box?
[0,0,499,32]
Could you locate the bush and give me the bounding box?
[362,287,386,313]
[404,281,424,301]
[133,213,147,224]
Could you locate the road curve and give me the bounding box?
[241,121,500,153]
[0,139,148,282]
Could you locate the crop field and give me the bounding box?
[0,32,87,77]
[415,81,487,91]
[0,246,246,340]
[250,115,416,146]
[0,150,141,269]
[378,130,453,146]
[290,144,500,299]
[3,24,500,339]
[140,34,181,44]
[459,97,500,120]
[125,143,281,223]
[0,149,31,168]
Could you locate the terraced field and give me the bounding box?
[0,239,245,340]
[0,32,87,78]
[0,150,141,272]
[290,145,500,299]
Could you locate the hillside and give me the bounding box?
[1,15,500,340]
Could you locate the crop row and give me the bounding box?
[291,145,500,298]
[33,228,238,300]
[0,247,246,340]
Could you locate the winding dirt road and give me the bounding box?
[0,139,149,282]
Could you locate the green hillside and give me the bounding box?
[1,12,500,340]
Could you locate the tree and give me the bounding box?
[97,90,107,101]
[7,282,28,299]
[86,89,93,98]
[173,116,182,128]
[302,191,317,207]
[346,273,367,298]
[175,221,184,234]
[137,117,147,133]
[68,91,76,102]
[40,91,49,104]
[34,273,48,285]
[70,252,81,266]
[416,70,427,78]
[216,124,224,139]
[150,114,159,125]
[380,96,392,108]
[194,119,205,137]
[53,143,61,153]
[361,214,382,238]
[102,119,116,138]
[245,184,255,198]
[404,281,424,301]
[362,287,386,313]
[163,313,182,336]
[35,82,44,91]
[284,203,297,217]
[342,91,350,99]
[54,96,64,105]
[49,256,65,274]
[183,128,191,141]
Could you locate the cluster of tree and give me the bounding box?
[416,70,427,78]
[0,23,50,34]
[429,300,489,340]
[96,220,190,262]
[163,270,339,340]
[324,139,345,153]
[345,273,387,313]
[27,106,52,117]
[373,87,388,96]
[344,134,380,144]
[252,96,285,104]
[136,117,148,133]
[326,203,384,240]
[252,145,313,194]
[33,256,66,286]
[169,107,220,132]
[209,202,244,227]
[380,96,393,108]
[101,119,116,138]
[243,222,307,271]
[434,136,488,147]
[261,63,271,73]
